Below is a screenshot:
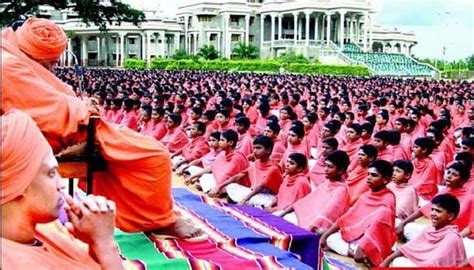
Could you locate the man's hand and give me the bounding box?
[63,194,116,246]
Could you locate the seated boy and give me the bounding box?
[308,138,338,187]
[340,123,362,161]
[171,121,210,170]
[177,131,221,176]
[373,130,394,163]
[161,113,189,153]
[263,122,287,163]
[226,136,283,208]
[399,162,472,241]
[279,150,350,235]
[320,160,397,267]
[279,125,310,170]
[185,129,249,195]
[266,153,311,214]
[410,137,439,202]
[388,130,410,161]
[387,160,418,224]
[380,194,466,267]
[234,116,254,157]
[346,145,378,205]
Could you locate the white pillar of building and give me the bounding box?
[355,17,360,43]
[369,14,373,52]
[293,12,298,45]
[96,36,101,64]
[363,12,368,51]
[119,34,125,66]
[146,32,152,62]
[339,10,346,48]
[245,15,250,44]
[314,14,319,42]
[193,33,198,55]
[305,11,310,46]
[298,17,303,41]
[270,13,276,46]
[184,16,189,53]
[260,14,265,46]
[81,36,88,66]
[207,32,211,45]
[326,12,331,45]
[174,33,179,52]
[349,16,354,42]
[217,32,221,53]
[115,35,119,66]
[278,14,283,40]
[67,39,72,66]
[141,34,146,60]
[223,13,230,58]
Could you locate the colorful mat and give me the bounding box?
[114,188,318,269]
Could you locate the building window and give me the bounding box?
[198,15,212,22]
[129,38,135,45]
[231,34,241,42]
[249,35,255,42]
[231,16,239,23]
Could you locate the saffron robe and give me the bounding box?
[336,188,397,266]
[410,157,439,200]
[340,138,362,161]
[236,132,253,157]
[293,181,350,229]
[2,29,176,232]
[270,137,287,164]
[346,164,370,205]
[399,225,467,267]
[119,110,139,131]
[275,172,311,211]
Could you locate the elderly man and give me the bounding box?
[1,17,201,239]
[1,110,123,269]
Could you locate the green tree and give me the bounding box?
[465,54,474,71]
[197,45,219,60]
[172,49,191,60]
[0,1,145,31]
[232,42,259,59]
[277,49,309,64]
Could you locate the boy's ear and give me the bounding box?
[448,212,455,222]
[406,173,412,179]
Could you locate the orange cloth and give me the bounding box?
[410,157,439,200]
[247,159,283,194]
[1,221,101,269]
[1,110,50,204]
[2,26,176,232]
[337,188,397,266]
[15,17,67,60]
[293,181,350,230]
[275,173,311,211]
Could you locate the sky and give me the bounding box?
[125,0,474,61]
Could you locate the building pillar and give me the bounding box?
[146,32,152,62]
[223,13,230,58]
[260,14,265,47]
[81,35,88,66]
[67,39,72,66]
[355,17,360,43]
[119,34,125,66]
[326,12,331,45]
[278,14,283,40]
[293,12,298,45]
[305,11,310,46]
[339,10,346,48]
[298,17,302,41]
[217,32,221,54]
[141,34,146,60]
[349,16,354,42]
[184,16,189,53]
[363,12,368,51]
[96,36,101,65]
[270,13,276,47]
[115,35,119,66]
[174,33,179,52]
[245,15,250,44]
[193,33,198,55]
[314,14,319,42]
[369,14,373,52]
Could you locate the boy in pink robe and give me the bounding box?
[150,108,167,141]
[308,138,338,187]
[387,160,418,221]
[263,122,287,164]
[394,117,413,159]
[427,128,447,185]
[340,124,363,161]
[279,125,310,170]
[346,145,378,205]
[279,150,350,235]
[388,130,410,161]
[320,160,397,267]
[185,129,249,195]
[119,98,139,131]
[161,113,189,153]
[380,194,466,267]
[410,137,439,201]
[267,153,311,213]
[373,130,394,163]
[177,131,221,177]
[234,117,254,157]
[171,121,210,170]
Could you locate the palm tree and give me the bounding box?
[197,45,219,60]
[232,42,259,59]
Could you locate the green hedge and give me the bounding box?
[124,59,147,69]
[145,58,370,76]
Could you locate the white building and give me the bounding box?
[23,0,418,67]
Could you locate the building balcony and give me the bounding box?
[262,39,324,48]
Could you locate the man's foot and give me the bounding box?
[151,218,205,240]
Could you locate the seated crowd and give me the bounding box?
[54,67,474,268]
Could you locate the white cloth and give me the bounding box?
[463,238,474,258]
[418,197,430,208]
[310,147,318,159]
[199,173,216,193]
[391,256,417,267]
[404,222,426,241]
[283,212,298,225]
[226,183,276,208]
[310,180,318,192]
[327,232,350,256]
[395,218,402,228]
[186,165,204,176]
[308,159,317,171]
[171,155,186,167]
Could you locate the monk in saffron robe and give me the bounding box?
[267,153,311,213]
[185,129,249,195]
[1,110,123,269]
[380,194,466,267]
[171,121,210,170]
[321,160,397,267]
[1,18,200,238]
[279,151,350,235]
[410,137,439,201]
[161,113,189,153]
[226,136,283,208]
[263,122,287,164]
[387,160,419,221]
[346,145,378,205]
